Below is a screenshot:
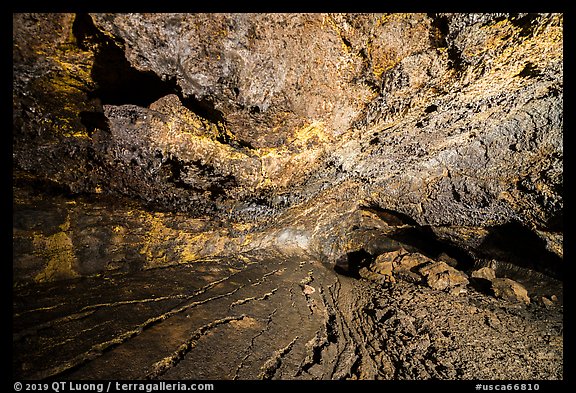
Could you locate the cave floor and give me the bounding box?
[13,250,563,380]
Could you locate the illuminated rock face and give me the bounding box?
[12,13,563,380]
[13,13,562,267]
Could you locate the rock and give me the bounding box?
[392,252,433,283]
[437,252,459,268]
[484,313,501,330]
[10,12,565,382]
[491,278,530,304]
[448,285,468,296]
[471,266,497,280]
[358,267,396,285]
[418,261,450,277]
[541,296,553,307]
[394,252,432,272]
[371,252,397,276]
[362,252,471,292]
[419,261,469,292]
[302,284,316,295]
[12,13,563,264]
[359,249,416,284]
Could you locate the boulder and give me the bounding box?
[471,266,497,281]
[491,278,530,304]
[419,261,469,292]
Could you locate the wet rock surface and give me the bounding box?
[13,13,563,380]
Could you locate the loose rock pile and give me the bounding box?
[360,249,532,303]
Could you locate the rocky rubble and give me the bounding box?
[359,249,468,295]
[471,266,531,304]
[419,261,469,294]
[359,249,540,304]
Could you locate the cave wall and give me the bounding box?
[13,13,563,283]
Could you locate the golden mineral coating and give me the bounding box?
[13,13,563,235]
[12,12,563,297]
[13,13,563,381]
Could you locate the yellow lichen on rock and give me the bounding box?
[33,231,79,283]
[136,211,172,268]
[292,121,329,147]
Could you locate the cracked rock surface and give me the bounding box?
[13,13,563,380]
[12,178,563,380]
[13,242,563,380]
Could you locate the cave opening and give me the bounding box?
[388,221,562,281]
[357,206,476,269]
[387,226,476,267]
[334,206,562,286]
[334,249,374,278]
[72,13,227,132]
[478,221,563,279]
[73,13,176,108]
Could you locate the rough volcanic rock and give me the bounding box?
[418,261,470,293]
[12,12,563,381]
[13,13,563,264]
[471,266,497,280]
[12,249,563,380]
[491,277,531,304]
[359,250,471,295]
[359,250,398,284]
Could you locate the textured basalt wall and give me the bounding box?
[12,12,564,382]
[13,13,563,282]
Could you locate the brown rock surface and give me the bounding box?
[491,277,531,304]
[12,13,563,380]
[418,261,470,292]
[471,266,497,280]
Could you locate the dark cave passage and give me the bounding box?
[72,13,227,132]
[478,221,563,279]
[73,13,176,108]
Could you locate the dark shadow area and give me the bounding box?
[164,156,236,200]
[446,46,466,73]
[387,222,562,281]
[73,13,176,108]
[335,206,478,276]
[72,13,227,128]
[13,171,74,198]
[387,225,476,268]
[428,13,449,49]
[334,206,563,285]
[516,62,541,79]
[477,221,562,279]
[79,111,110,135]
[509,13,541,38]
[359,205,419,226]
[334,249,373,278]
[546,211,563,233]
[179,93,227,126]
[428,13,466,74]
[468,277,493,294]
